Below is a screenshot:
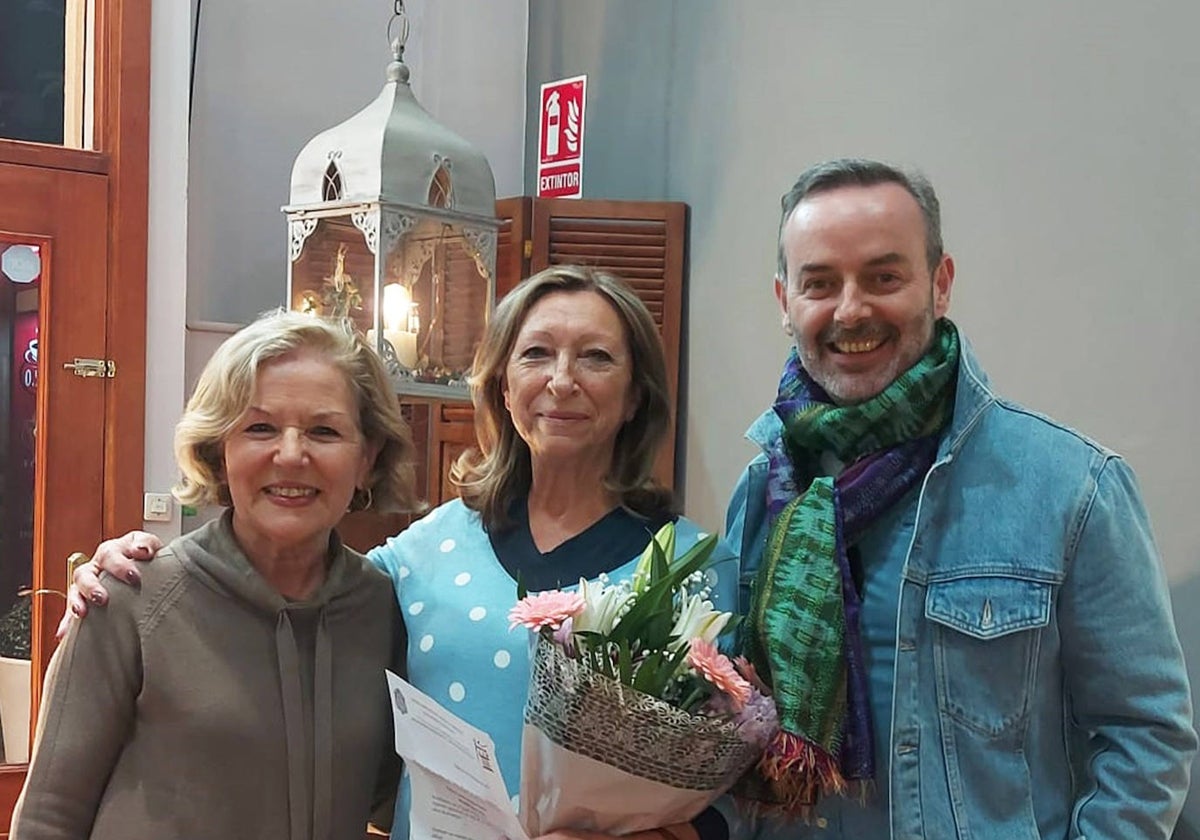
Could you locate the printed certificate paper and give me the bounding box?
[386,670,530,840]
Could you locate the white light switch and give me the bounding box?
[143,492,173,522]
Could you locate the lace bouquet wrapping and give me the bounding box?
[509,524,779,836]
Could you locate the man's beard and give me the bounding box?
[793,305,936,405]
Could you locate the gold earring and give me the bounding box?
[350,486,373,512]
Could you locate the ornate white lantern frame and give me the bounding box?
[284,197,497,401]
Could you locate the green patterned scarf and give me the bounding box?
[744,318,960,812]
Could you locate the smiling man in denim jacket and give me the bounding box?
[721,158,1196,839]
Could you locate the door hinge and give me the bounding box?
[63,358,115,378]
[523,239,533,259]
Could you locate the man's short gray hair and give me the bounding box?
[776,158,943,280]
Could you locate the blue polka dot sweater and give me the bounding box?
[367,499,737,838]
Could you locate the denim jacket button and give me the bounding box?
[816,817,828,829]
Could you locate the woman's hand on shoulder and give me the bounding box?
[56,531,164,639]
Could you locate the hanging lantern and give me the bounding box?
[283,3,497,401]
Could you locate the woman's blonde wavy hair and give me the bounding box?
[173,309,421,513]
[451,265,674,529]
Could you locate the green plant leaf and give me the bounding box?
[617,640,633,685]
[649,643,693,697]
[608,534,718,647]
[632,650,666,694]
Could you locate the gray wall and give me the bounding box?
[187,0,528,324]
[528,0,1200,823]
[142,0,527,536]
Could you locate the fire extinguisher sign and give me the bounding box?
[537,75,586,199]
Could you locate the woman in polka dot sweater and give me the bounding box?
[371,267,738,840]
[71,267,739,840]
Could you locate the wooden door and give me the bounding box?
[0,161,110,823]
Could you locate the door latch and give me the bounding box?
[63,358,115,378]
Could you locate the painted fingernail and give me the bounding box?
[71,604,81,616]
[90,591,104,604]
[126,570,140,584]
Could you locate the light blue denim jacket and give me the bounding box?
[721,338,1196,840]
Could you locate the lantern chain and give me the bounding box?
[388,0,409,52]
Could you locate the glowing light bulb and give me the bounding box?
[382,282,411,332]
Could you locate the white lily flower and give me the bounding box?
[573,577,634,636]
[667,592,732,652]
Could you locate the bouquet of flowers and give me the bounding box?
[508,524,779,836]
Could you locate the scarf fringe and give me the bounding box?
[753,729,848,819]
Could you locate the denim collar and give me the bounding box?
[745,332,998,460]
[937,333,996,459]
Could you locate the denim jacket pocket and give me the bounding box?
[925,573,1055,738]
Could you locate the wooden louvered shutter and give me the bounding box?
[495,196,532,299]
[530,198,687,491]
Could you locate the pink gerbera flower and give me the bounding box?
[508,590,586,631]
[733,655,772,695]
[688,639,752,710]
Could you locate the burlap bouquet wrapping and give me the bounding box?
[519,635,760,836]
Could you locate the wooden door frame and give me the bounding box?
[0,0,150,817]
[94,0,152,536]
[0,0,150,533]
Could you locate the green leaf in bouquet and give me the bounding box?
[655,643,695,697]
[616,639,634,685]
[573,630,606,650]
[631,522,677,594]
[611,569,677,641]
[659,532,719,594]
[630,641,696,699]
[672,532,720,578]
[651,536,671,584]
[631,649,668,694]
[676,672,716,713]
[608,533,719,649]
[584,642,613,678]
